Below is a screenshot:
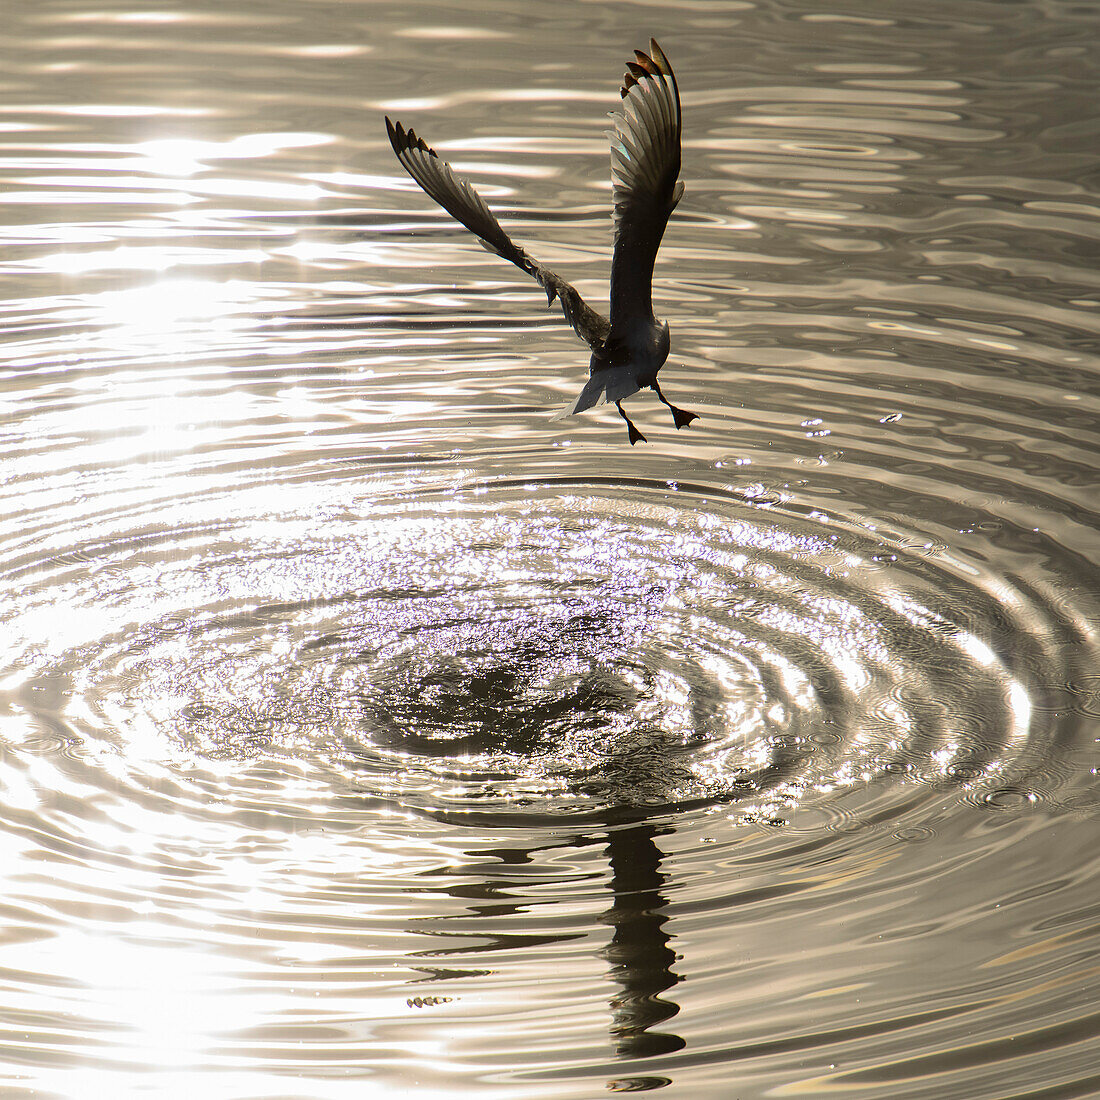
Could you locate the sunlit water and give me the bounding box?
[2,0,1098,1097]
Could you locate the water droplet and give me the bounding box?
[980,787,1037,810]
[947,760,986,781]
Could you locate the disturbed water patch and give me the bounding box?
[2,479,1075,832]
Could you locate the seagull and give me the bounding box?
[385,38,696,444]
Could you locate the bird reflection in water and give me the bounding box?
[386,39,697,444]
[414,810,685,1084]
[378,678,687,1078]
[359,617,687,1074]
[601,815,685,1063]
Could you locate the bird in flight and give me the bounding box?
[385,38,695,444]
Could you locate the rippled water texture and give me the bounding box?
[2,0,1099,1096]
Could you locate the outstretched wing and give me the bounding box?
[607,40,683,334]
[385,117,610,350]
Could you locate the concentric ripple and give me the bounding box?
[3,478,1081,830]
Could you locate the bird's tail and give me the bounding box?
[552,368,642,420]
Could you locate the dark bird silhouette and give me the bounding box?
[385,39,696,444]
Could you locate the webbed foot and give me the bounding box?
[652,380,698,430]
[617,401,647,445]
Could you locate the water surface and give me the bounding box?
[2,0,1098,1097]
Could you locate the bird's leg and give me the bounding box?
[652,380,698,429]
[616,401,647,445]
